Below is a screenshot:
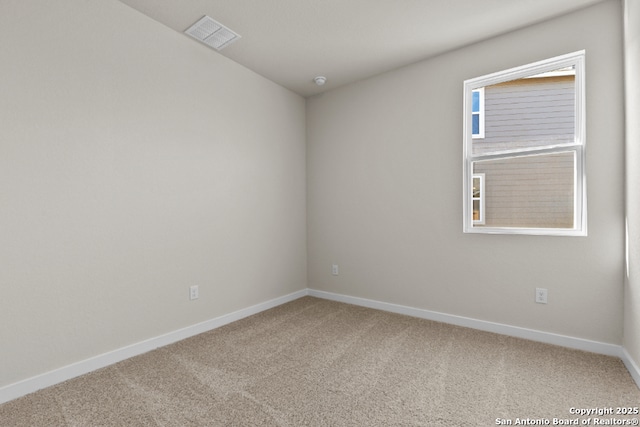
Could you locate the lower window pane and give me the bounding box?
[472,151,575,228]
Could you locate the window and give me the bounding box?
[463,51,586,236]
[472,88,484,138]
[472,173,485,225]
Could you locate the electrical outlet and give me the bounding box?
[190,285,199,300]
[535,288,548,304]
[331,264,339,276]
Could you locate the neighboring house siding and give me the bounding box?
[473,76,575,156]
[474,152,574,228]
[473,75,575,228]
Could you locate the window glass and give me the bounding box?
[471,88,484,138]
[472,174,485,224]
[472,91,480,111]
[471,67,575,157]
[472,115,480,135]
[472,152,574,228]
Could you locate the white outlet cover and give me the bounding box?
[535,288,548,304]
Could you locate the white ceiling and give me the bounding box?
[117,0,604,97]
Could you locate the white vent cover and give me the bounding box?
[185,16,241,51]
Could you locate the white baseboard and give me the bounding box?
[2,287,638,405]
[308,289,626,357]
[310,289,640,390]
[0,289,308,405]
[308,289,640,389]
[621,347,640,390]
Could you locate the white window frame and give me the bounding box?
[471,88,485,139]
[463,50,587,236]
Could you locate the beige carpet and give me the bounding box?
[1,296,639,426]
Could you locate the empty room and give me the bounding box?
[1,0,640,425]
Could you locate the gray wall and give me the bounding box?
[307,0,625,344]
[0,0,306,387]
[624,0,640,374]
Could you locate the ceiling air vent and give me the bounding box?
[185,16,241,51]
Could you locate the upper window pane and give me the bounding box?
[471,66,576,157]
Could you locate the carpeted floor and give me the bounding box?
[1,296,639,426]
